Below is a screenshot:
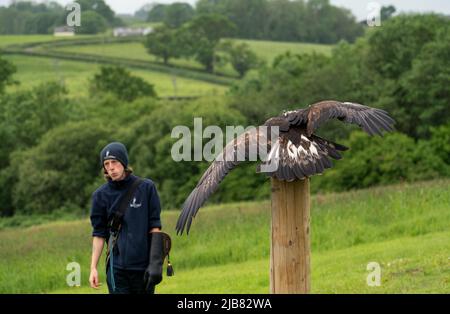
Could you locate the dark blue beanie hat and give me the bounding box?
[100,142,129,169]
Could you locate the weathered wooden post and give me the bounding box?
[270,177,311,294]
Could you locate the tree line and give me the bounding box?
[144,0,365,44]
[0,0,122,35]
[1,0,366,44]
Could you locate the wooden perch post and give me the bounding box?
[270,177,311,294]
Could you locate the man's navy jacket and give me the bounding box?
[90,174,162,271]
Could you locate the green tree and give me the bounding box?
[381,5,396,22]
[9,1,59,13]
[365,14,450,138]
[221,0,269,39]
[75,10,108,34]
[0,56,16,94]
[0,82,74,216]
[12,121,110,214]
[399,30,450,137]
[0,82,72,165]
[178,14,237,72]
[28,12,63,34]
[196,0,228,15]
[230,14,450,140]
[144,25,180,65]
[0,1,65,34]
[304,0,363,43]
[218,41,262,77]
[196,0,363,44]
[197,0,269,39]
[0,166,16,216]
[428,122,450,165]
[313,131,449,193]
[76,0,117,25]
[90,66,156,102]
[164,2,195,28]
[134,3,154,21]
[366,14,447,80]
[265,0,308,41]
[147,4,168,22]
[229,52,332,125]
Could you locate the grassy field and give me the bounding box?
[50,39,333,63]
[48,39,333,76]
[234,38,333,60]
[0,35,97,48]
[50,230,450,294]
[0,178,448,294]
[3,55,227,98]
[2,36,333,84]
[50,42,208,72]
[0,35,67,48]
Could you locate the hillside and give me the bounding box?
[1,35,332,99]
[0,179,448,294]
[3,55,227,98]
[34,38,333,77]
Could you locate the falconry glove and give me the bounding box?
[144,231,173,291]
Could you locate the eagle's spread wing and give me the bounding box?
[177,101,396,235]
[176,127,270,235]
[283,100,396,136]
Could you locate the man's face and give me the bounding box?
[103,159,125,181]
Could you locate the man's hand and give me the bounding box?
[89,237,105,289]
[89,268,101,289]
[150,228,161,233]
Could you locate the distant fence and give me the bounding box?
[2,37,237,87]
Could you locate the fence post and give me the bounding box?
[270,177,311,294]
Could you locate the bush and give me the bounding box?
[312,131,450,193]
[218,40,262,78]
[90,66,157,102]
[12,121,110,214]
[0,82,72,167]
[75,10,108,34]
[428,122,450,165]
[144,25,180,65]
[0,55,16,94]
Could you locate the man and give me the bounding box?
[89,142,162,294]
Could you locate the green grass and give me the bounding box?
[52,42,190,63]
[50,42,235,75]
[233,39,333,62]
[3,55,227,98]
[3,36,332,83]
[0,35,96,48]
[49,230,450,294]
[0,35,67,48]
[0,178,448,293]
[47,39,333,76]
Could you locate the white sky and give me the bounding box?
[0,0,449,19]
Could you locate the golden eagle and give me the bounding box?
[176,101,396,235]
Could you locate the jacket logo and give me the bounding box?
[130,197,142,208]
